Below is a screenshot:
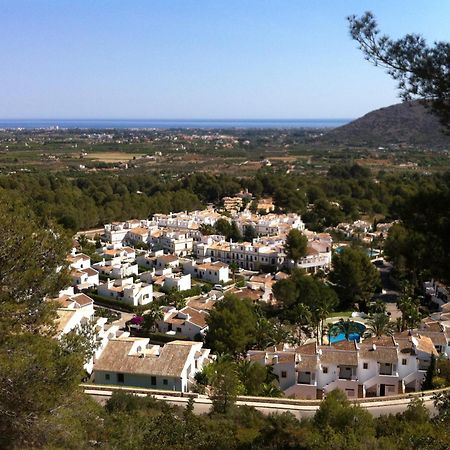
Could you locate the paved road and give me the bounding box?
[85,389,437,419]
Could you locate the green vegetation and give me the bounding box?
[205,295,258,355]
[19,388,447,450]
[272,269,338,344]
[330,246,381,311]
[284,229,308,263]
[349,12,450,128]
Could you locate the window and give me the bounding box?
[117,373,124,383]
[151,376,157,386]
[402,358,407,365]
[105,373,110,380]
[176,327,182,333]
[281,371,287,378]
[163,379,168,385]
[363,363,368,369]
[323,367,328,374]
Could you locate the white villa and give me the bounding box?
[67,251,99,289]
[53,290,120,374]
[98,277,153,306]
[183,259,230,284]
[93,338,210,392]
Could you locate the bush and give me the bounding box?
[87,292,136,313]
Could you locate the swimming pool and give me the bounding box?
[329,321,366,343]
[335,246,380,258]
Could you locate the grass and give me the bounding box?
[328,311,353,318]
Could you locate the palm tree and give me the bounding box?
[332,318,361,341]
[261,382,284,398]
[142,304,163,333]
[229,262,239,283]
[364,313,395,338]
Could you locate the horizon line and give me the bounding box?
[0,117,353,121]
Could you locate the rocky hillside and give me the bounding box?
[322,102,450,148]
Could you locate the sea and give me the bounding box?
[0,118,350,129]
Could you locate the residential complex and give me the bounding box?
[248,333,441,400]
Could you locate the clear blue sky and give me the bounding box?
[1,0,449,119]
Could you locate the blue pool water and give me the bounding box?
[335,246,380,258]
[329,321,366,344]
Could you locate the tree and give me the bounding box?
[364,313,395,338]
[422,354,437,391]
[332,318,361,341]
[348,11,450,128]
[0,194,97,448]
[214,218,232,238]
[397,283,422,331]
[209,360,240,415]
[0,194,71,336]
[59,318,101,366]
[229,261,239,282]
[142,304,164,332]
[237,360,269,396]
[330,246,381,311]
[205,294,257,355]
[285,229,308,264]
[199,223,216,236]
[314,389,375,437]
[273,269,338,344]
[243,224,257,242]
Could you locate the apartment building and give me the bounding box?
[247,334,438,400]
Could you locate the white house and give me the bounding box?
[93,338,210,392]
[54,292,119,374]
[183,259,229,284]
[98,278,153,306]
[93,258,139,279]
[157,306,209,340]
[71,267,99,289]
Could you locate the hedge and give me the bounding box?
[87,292,136,313]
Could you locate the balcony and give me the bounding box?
[297,371,315,385]
[338,366,357,381]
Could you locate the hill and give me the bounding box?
[321,102,450,148]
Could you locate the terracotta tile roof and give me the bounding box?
[81,267,98,277]
[129,227,149,236]
[157,255,179,263]
[186,296,216,311]
[94,339,199,377]
[422,322,443,332]
[55,309,77,333]
[67,253,90,262]
[319,348,358,366]
[295,342,317,355]
[395,337,416,355]
[306,246,319,256]
[72,293,94,306]
[297,355,318,371]
[331,340,358,351]
[231,288,262,302]
[415,335,439,356]
[362,336,396,347]
[179,307,208,328]
[359,345,398,364]
[417,330,448,347]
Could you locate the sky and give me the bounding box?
[0,0,449,119]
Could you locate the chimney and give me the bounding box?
[272,354,279,364]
